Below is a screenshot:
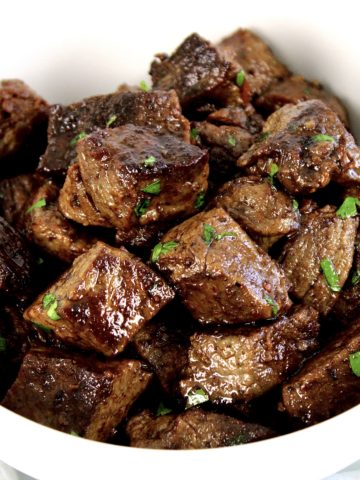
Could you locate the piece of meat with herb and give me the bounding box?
[78,125,208,235]
[255,75,348,125]
[126,407,275,449]
[180,306,319,404]
[281,205,358,316]
[2,348,152,440]
[38,89,189,176]
[217,29,289,98]
[240,100,360,194]
[280,315,360,425]
[153,207,291,325]
[23,242,174,356]
[25,179,94,263]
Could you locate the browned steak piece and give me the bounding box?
[78,125,208,232]
[0,80,48,159]
[281,315,360,425]
[2,348,152,440]
[126,407,275,449]
[38,89,189,176]
[153,207,291,325]
[24,242,174,356]
[0,216,34,296]
[207,104,263,130]
[25,180,94,263]
[180,306,319,404]
[255,75,348,125]
[282,206,358,316]
[58,163,111,227]
[217,29,289,98]
[150,33,234,108]
[213,176,300,241]
[115,223,164,249]
[239,100,360,194]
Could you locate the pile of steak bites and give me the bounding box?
[1,28,360,449]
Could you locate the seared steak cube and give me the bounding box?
[282,206,358,315]
[38,89,189,176]
[2,348,152,440]
[181,306,319,403]
[281,315,360,425]
[24,242,174,356]
[153,207,291,325]
[126,408,274,449]
[78,124,209,231]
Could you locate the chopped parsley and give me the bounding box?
[235,70,246,87]
[303,87,312,95]
[195,191,206,210]
[106,114,117,127]
[226,434,248,446]
[311,134,336,143]
[37,257,44,265]
[320,258,341,292]
[264,294,279,316]
[70,131,87,146]
[151,241,178,263]
[144,155,156,167]
[292,199,299,211]
[139,80,150,92]
[134,198,151,217]
[228,136,237,147]
[42,293,60,321]
[156,402,173,416]
[190,128,200,141]
[336,197,360,219]
[202,224,236,245]
[349,351,360,377]
[186,388,209,409]
[351,270,360,286]
[70,431,80,437]
[32,322,52,333]
[141,180,161,195]
[0,336,6,352]
[256,131,270,142]
[26,198,46,214]
[268,163,279,186]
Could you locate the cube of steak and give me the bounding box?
[213,176,300,241]
[239,100,360,195]
[24,242,174,356]
[25,180,94,263]
[281,205,358,316]
[0,79,48,159]
[281,315,360,425]
[0,216,34,296]
[58,163,111,227]
[150,33,234,108]
[78,125,209,231]
[255,76,348,125]
[1,348,152,440]
[217,29,289,98]
[38,89,189,176]
[126,408,275,449]
[153,207,291,325]
[180,306,319,404]
[207,104,263,130]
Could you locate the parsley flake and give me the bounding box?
[142,180,161,195]
[134,198,151,217]
[144,155,156,167]
[226,434,248,446]
[139,80,150,92]
[151,241,178,263]
[156,402,173,416]
[268,163,279,186]
[336,197,360,219]
[106,114,117,127]
[190,128,200,141]
[42,293,60,321]
[349,351,360,377]
[351,270,360,286]
[264,294,279,316]
[256,131,270,142]
[292,199,299,211]
[202,224,236,245]
[228,136,237,147]
[235,70,246,87]
[186,388,209,409]
[320,258,341,292]
[26,198,46,214]
[195,191,206,210]
[0,336,6,352]
[32,322,52,333]
[303,87,312,95]
[311,134,336,144]
[70,431,80,437]
[70,131,87,146]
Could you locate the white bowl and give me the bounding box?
[1,1,359,479]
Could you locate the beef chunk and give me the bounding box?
[38,89,189,176]
[217,29,289,98]
[213,176,300,242]
[126,408,274,449]
[255,75,348,125]
[25,180,94,263]
[282,205,358,315]
[180,306,319,404]
[58,163,111,227]
[150,33,234,109]
[0,216,34,296]
[281,315,360,425]
[207,104,263,130]
[78,125,208,233]
[153,207,291,325]
[2,348,152,440]
[239,100,360,194]
[24,242,174,356]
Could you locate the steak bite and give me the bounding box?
[180,306,319,404]
[239,100,360,195]
[282,205,358,316]
[78,125,209,232]
[38,89,189,176]
[153,207,291,325]
[281,315,360,425]
[2,348,153,440]
[126,408,275,449]
[23,242,174,356]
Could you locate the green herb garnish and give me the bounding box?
[349,351,360,377]
[134,198,151,217]
[106,114,117,127]
[264,294,279,316]
[156,402,173,416]
[202,223,236,245]
[235,70,246,87]
[37,257,44,265]
[0,336,6,352]
[186,388,209,409]
[144,155,156,167]
[226,434,248,446]
[139,80,150,92]
[228,136,237,147]
[70,431,80,437]
[26,198,46,214]
[256,131,270,142]
[303,87,312,95]
[268,163,279,186]
[32,322,52,333]
[320,258,341,292]
[70,131,87,146]
[190,128,200,141]
[336,197,360,219]
[292,199,299,211]
[142,180,161,195]
[195,191,206,210]
[151,241,178,263]
[311,134,336,144]
[42,293,60,321]
[351,270,360,286]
